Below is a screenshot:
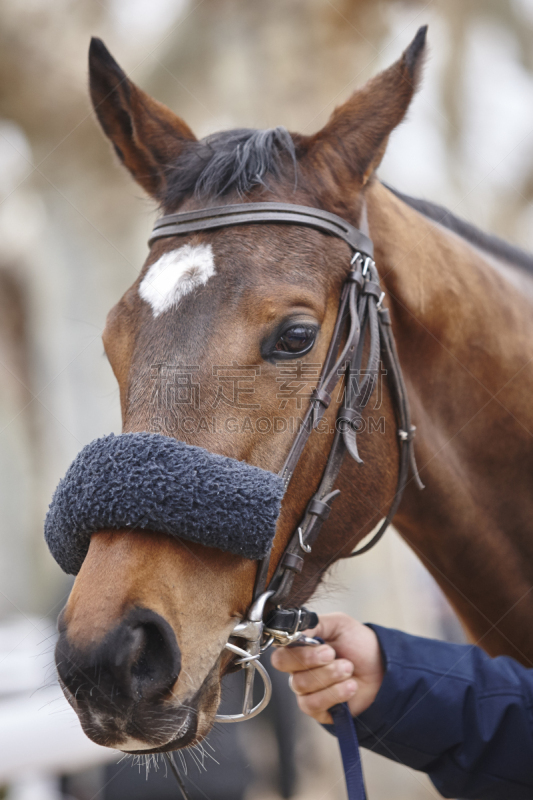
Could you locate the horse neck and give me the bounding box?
[366,181,533,663]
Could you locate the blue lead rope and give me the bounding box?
[298,635,368,799]
[330,702,368,800]
[308,636,367,799]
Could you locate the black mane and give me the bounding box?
[163,127,297,208]
[386,184,533,274]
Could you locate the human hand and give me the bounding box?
[270,612,384,724]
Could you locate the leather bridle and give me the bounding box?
[149,199,424,723]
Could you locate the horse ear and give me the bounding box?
[308,26,428,188]
[88,38,196,199]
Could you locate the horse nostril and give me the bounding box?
[128,618,181,699]
[109,609,182,702]
[56,608,181,708]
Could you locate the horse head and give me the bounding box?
[52,30,427,753]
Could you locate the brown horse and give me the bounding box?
[55,29,533,755]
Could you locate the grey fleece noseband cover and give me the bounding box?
[45,433,285,575]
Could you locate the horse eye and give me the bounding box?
[274,325,317,356]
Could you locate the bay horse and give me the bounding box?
[54,28,533,756]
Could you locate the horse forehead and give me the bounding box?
[123,225,336,359]
[139,243,216,318]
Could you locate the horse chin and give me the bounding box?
[59,668,222,753]
[117,714,200,753]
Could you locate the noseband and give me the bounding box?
[149,200,424,723]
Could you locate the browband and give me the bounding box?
[149,202,374,257]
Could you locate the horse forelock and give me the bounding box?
[162,126,299,209]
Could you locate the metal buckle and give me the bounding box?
[398,425,416,442]
[362,256,374,277]
[264,626,321,647]
[215,590,273,723]
[216,590,321,721]
[298,526,312,553]
[265,608,313,646]
[266,607,297,644]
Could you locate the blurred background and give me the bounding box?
[1,0,533,798]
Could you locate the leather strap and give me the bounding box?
[266,225,423,605]
[279,262,363,487]
[150,202,373,257]
[264,606,318,635]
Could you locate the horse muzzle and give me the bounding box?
[55,605,204,751]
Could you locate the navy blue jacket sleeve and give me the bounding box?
[344,625,533,799]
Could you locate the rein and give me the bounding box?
[149,200,424,799]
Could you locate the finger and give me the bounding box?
[289,659,354,696]
[271,644,335,673]
[303,612,357,646]
[297,679,358,721]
